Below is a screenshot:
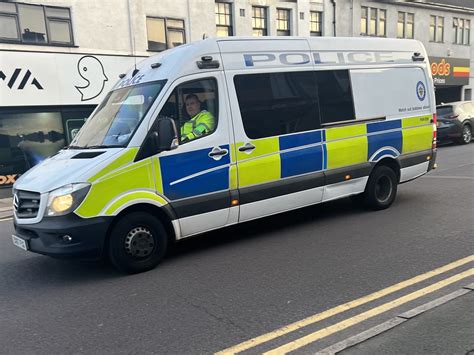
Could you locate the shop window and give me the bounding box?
[0,106,94,187]
[0,2,73,46]
[147,17,185,52]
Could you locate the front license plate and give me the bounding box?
[12,235,28,251]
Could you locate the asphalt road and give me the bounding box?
[0,143,473,354]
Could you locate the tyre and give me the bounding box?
[108,211,168,274]
[456,124,472,145]
[362,165,398,210]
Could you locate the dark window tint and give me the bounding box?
[315,70,355,124]
[436,106,453,117]
[234,72,320,139]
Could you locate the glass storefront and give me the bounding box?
[0,105,95,188]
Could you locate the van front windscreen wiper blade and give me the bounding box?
[83,145,123,149]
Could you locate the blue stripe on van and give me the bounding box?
[281,145,324,178]
[367,132,402,161]
[279,131,323,151]
[367,120,401,133]
[160,145,230,200]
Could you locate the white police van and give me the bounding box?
[12,37,437,273]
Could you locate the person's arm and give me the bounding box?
[181,111,215,142]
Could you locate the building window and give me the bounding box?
[453,18,470,45]
[215,2,233,37]
[397,12,414,39]
[0,2,73,46]
[361,6,385,37]
[310,11,322,36]
[276,8,291,36]
[147,17,185,52]
[252,7,267,36]
[430,15,444,42]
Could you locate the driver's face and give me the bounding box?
[185,97,201,118]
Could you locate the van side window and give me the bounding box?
[234,71,320,139]
[157,78,218,144]
[315,70,356,124]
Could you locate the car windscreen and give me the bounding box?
[436,106,453,118]
[70,80,166,148]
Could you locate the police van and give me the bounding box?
[12,37,437,273]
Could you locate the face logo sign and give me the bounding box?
[416,81,426,102]
[75,56,108,101]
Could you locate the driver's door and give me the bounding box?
[151,73,236,238]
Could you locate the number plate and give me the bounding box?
[12,235,28,251]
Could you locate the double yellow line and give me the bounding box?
[216,255,474,355]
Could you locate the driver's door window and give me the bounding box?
[158,78,218,144]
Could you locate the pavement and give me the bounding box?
[0,196,12,219]
[339,287,474,355]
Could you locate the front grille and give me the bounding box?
[15,190,41,219]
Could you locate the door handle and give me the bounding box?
[208,147,229,160]
[238,143,256,153]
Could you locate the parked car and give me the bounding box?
[436,101,473,144]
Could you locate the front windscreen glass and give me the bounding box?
[71,80,166,148]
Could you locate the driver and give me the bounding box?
[181,94,216,142]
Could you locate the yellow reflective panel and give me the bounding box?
[402,125,433,154]
[325,124,366,141]
[77,159,154,218]
[401,115,432,128]
[235,137,281,187]
[326,136,368,170]
[89,148,139,183]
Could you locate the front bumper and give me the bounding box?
[13,214,113,259]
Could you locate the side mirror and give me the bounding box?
[153,117,178,151]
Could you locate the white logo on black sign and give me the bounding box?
[0,68,44,90]
[75,56,108,101]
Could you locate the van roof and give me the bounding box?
[113,36,427,90]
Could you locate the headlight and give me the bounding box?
[46,183,91,217]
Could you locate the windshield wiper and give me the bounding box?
[83,145,123,149]
[63,145,84,150]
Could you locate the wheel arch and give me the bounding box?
[103,203,177,257]
[374,157,401,183]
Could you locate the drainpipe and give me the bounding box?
[126,0,135,56]
[331,0,336,36]
[186,0,192,42]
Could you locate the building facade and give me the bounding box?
[0,0,472,190]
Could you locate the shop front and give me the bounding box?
[429,56,470,104]
[0,51,139,191]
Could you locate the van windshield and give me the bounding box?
[70,80,166,148]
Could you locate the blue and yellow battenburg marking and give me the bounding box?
[229,114,432,189]
[77,114,434,217]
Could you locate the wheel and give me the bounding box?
[108,212,168,274]
[362,166,398,210]
[456,124,472,145]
